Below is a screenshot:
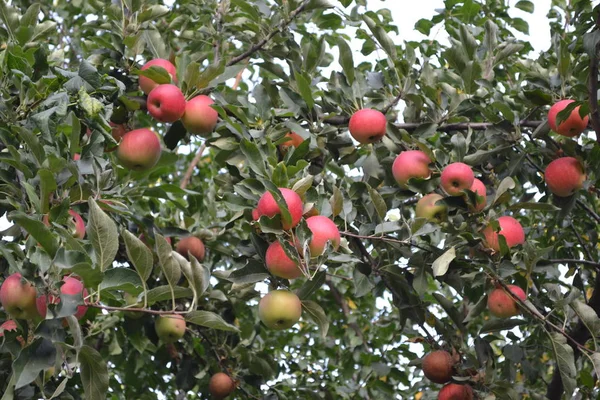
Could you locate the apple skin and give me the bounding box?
[483,216,525,251]
[117,128,162,171]
[265,241,302,279]
[303,215,341,256]
[468,178,487,212]
[73,153,81,161]
[280,132,305,150]
[392,150,432,187]
[488,285,526,318]
[545,157,586,197]
[348,108,387,144]
[139,58,178,95]
[440,162,475,196]
[36,276,88,321]
[256,188,303,230]
[548,99,589,137]
[155,314,186,343]
[0,273,39,320]
[105,122,129,152]
[258,290,302,330]
[415,193,447,223]
[69,210,86,240]
[0,320,25,346]
[422,350,454,384]
[251,209,259,221]
[209,372,235,399]
[175,236,206,262]
[181,95,219,135]
[438,383,474,400]
[147,84,186,123]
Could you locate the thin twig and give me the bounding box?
[569,223,596,263]
[381,90,404,115]
[589,16,600,143]
[180,143,207,189]
[540,258,600,267]
[87,303,188,315]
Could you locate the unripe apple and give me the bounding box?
[483,216,525,251]
[37,276,88,321]
[265,241,302,279]
[280,132,305,150]
[545,157,586,197]
[155,314,186,343]
[209,372,235,399]
[487,284,526,318]
[468,178,487,212]
[392,150,432,188]
[440,163,475,196]
[139,58,178,95]
[69,210,86,240]
[176,236,206,262]
[438,383,474,400]
[348,108,387,144]
[415,193,447,223]
[548,99,589,137]
[422,350,454,384]
[147,84,186,123]
[303,215,341,256]
[0,273,39,320]
[258,290,302,330]
[181,95,219,135]
[117,128,162,171]
[256,188,303,230]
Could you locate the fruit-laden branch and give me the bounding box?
[86,303,189,315]
[180,143,207,189]
[546,271,600,400]
[324,116,544,130]
[541,258,600,267]
[225,0,311,67]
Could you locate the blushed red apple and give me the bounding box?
[438,383,474,400]
[415,193,447,223]
[440,162,474,196]
[545,157,586,197]
[468,178,487,212]
[265,241,302,279]
[392,150,432,188]
[348,108,387,144]
[181,95,219,135]
[36,276,88,321]
[139,58,178,95]
[483,216,525,251]
[487,284,526,318]
[302,215,341,256]
[209,372,235,399]
[422,350,454,384]
[280,132,305,150]
[256,188,303,230]
[117,128,162,171]
[147,84,186,123]
[176,236,206,262]
[0,273,39,320]
[548,99,589,137]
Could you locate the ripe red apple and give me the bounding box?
[258,290,302,330]
[280,132,305,150]
[155,314,186,343]
[265,241,302,279]
[176,236,206,262]
[415,193,447,223]
[256,188,303,230]
[488,284,526,318]
[105,122,129,152]
[209,372,235,399]
[69,210,86,239]
[548,99,589,137]
[139,58,178,95]
[422,350,454,384]
[392,150,432,188]
[73,153,81,161]
[438,383,474,400]
[147,84,186,123]
[440,163,474,196]
[545,157,586,197]
[468,178,487,212]
[0,320,17,336]
[348,108,387,144]
[251,209,259,221]
[483,216,525,251]
[181,95,219,135]
[0,273,39,320]
[117,128,162,171]
[303,215,341,256]
[36,276,88,320]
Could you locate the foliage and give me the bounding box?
[0,0,600,399]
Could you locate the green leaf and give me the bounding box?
[548,332,576,397]
[10,212,58,257]
[135,65,172,84]
[572,301,600,338]
[155,234,181,298]
[362,15,397,59]
[432,246,456,277]
[432,293,465,332]
[293,70,314,109]
[79,345,109,400]
[297,270,326,300]
[301,300,329,339]
[292,175,314,195]
[493,177,516,205]
[507,202,560,212]
[87,198,118,271]
[353,268,375,297]
[479,318,528,333]
[337,37,355,84]
[186,310,239,332]
[515,0,534,13]
[191,256,210,297]
[12,338,56,389]
[240,139,267,176]
[305,0,336,10]
[98,268,142,294]
[196,62,225,89]
[224,260,269,285]
[38,169,57,214]
[138,5,170,23]
[368,186,387,221]
[122,230,153,282]
[330,187,343,218]
[146,286,193,305]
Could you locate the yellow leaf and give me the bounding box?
[415,392,423,400]
[347,298,357,310]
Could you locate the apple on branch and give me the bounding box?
[440,162,474,196]
[301,215,341,257]
[438,383,474,400]
[256,188,303,230]
[155,314,186,343]
[209,372,235,399]
[181,95,219,136]
[487,284,526,318]
[176,236,206,262]
[422,350,455,384]
[544,157,586,197]
[0,273,39,320]
[348,108,387,144]
[139,58,178,95]
[36,276,89,323]
[265,241,302,280]
[482,216,525,251]
[258,290,302,330]
[415,193,447,223]
[117,128,162,171]
[147,84,186,123]
[548,99,589,137]
[392,150,432,188]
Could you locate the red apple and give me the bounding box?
[422,350,454,384]
[139,58,178,95]
[483,216,525,251]
[440,162,475,196]
[487,284,526,318]
[181,95,219,135]
[117,128,162,171]
[544,157,586,197]
[415,193,447,223]
[303,215,341,256]
[209,372,235,399]
[69,210,86,240]
[548,99,589,137]
[468,178,486,212]
[438,383,474,400]
[256,188,303,230]
[73,153,81,161]
[280,132,305,150]
[147,84,186,123]
[0,273,39,320]
[176,236,206,262]
[251,209,259,221]
[348,108,387,144]
[105,122,129,152]
[265,241,302,279]
[392,150,432,188]
[0,320,25,346]
[37,276,88,320]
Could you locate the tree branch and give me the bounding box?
[589,15,600,143]
[325,117,544,130]
[381,90,404,115]
[87,303,189,315]
[540,258,600,267]
[325,279,370,352]
[180,143,207,189]
[226,0,311,67]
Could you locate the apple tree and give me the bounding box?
[1,0,600,399]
